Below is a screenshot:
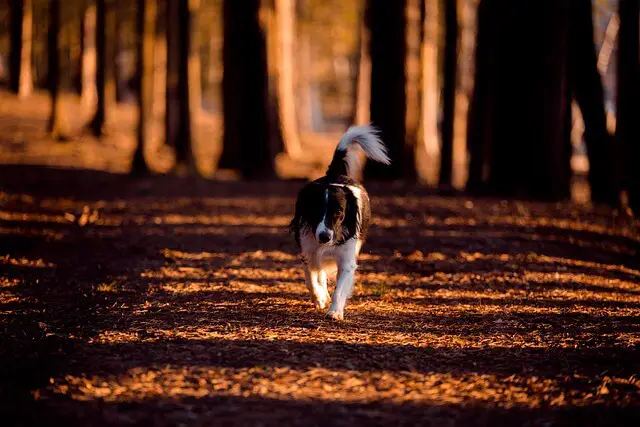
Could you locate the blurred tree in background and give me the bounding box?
[88,0,117,136]
[9,0,33,97]
[219,0,272,179]
[0,0,632,207]
[466,0,620,203]
[617,0,640,212]
[46,0,69,140]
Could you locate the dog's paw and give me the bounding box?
[313,297,328,310]
[325,310,344,321]
[313,290,331,310]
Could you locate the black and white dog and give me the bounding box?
[290,125,390,320]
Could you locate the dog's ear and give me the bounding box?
[341,187,360,241]
[293,183,324,232]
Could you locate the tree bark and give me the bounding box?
[404,0,422,182]
[220,0,273,179]
[354,18,371,126]
[466,0,573,201]
[47,0,70,140]
[569,0,618,205]
[131,0,156,175]
[466,0,495,193]
[420,0,440,186]
[10,0,33,97]
[617,0,640,211]
[274,0,303,160]
[172,0,201,173]
[89,0,117,136]
[365,0,408,180]
[81,0,98,109]
[165,0,181,159]
[439,0,457,188]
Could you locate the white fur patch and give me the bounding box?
[337,125,391,166]
[314,189,334,242]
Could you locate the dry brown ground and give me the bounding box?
[1,92,639,426]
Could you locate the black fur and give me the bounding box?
[325,147,349,179]
[290,175,371,247]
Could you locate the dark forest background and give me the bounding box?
[0,0,638,209]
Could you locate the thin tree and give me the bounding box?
[261,0,286,163]
[9,0,33,97]
[404,0,422,182]
[131,0,156,175]
[89,0,117,136]
[439,0,457,188]
[366,0,409,180]
[167,0,201,174]
[354,14,371,126]
[220,0,273,179]
[466,0,494,193]
[420,0,440,186]
[81,0,98,109]
[274,0,303,161]
[47,0,70,140]
[165,0,181,162]
[617,0,640,211]
[569,0,618,205]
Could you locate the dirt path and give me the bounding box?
[0,166,639,426]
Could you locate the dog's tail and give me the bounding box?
[325,124,391,180]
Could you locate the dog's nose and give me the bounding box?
[318,231,332,244]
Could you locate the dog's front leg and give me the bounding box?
[304,266,330,310]
[326,257,356,320]
[318,269,330,308]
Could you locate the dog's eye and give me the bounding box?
[336,208,343,215]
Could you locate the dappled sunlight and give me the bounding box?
[2,179,639,422]
[47,365,626,409]
[0,0,635,421]
[0,254,55,269]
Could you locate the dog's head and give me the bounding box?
[294,183,359,245]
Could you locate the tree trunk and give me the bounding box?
[466,0,572,201]
[366,0,408,180]
[420,0,440,186]
[172,0,201,173]
[274,0,303,160]
[114,3,125,104]
[165,0,181,159]
[439,0,457,188]
[354,19,371,126]
[617,0,640,212]
[89,0,117,136]
[131,0,156,175]
[261,0,286,167]
[81,0,98,109]
[47,0,70,140]
[297,29,314,131]
[10,0,33,97]
[467,0,500,194]
[569,0,618,205]
[220,0,273,179]
[404,0,422,182]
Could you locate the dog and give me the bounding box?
[289,125,390,320]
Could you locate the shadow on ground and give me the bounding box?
[1,165,639,426]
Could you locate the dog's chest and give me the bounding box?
[299,232,361,270]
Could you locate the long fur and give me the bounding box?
[289,125,390,320]
[325,125,391,180]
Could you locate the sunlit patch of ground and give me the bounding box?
[1,176,638,426]
[1,96,640,424]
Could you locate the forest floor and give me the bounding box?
[1,91,640,426]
